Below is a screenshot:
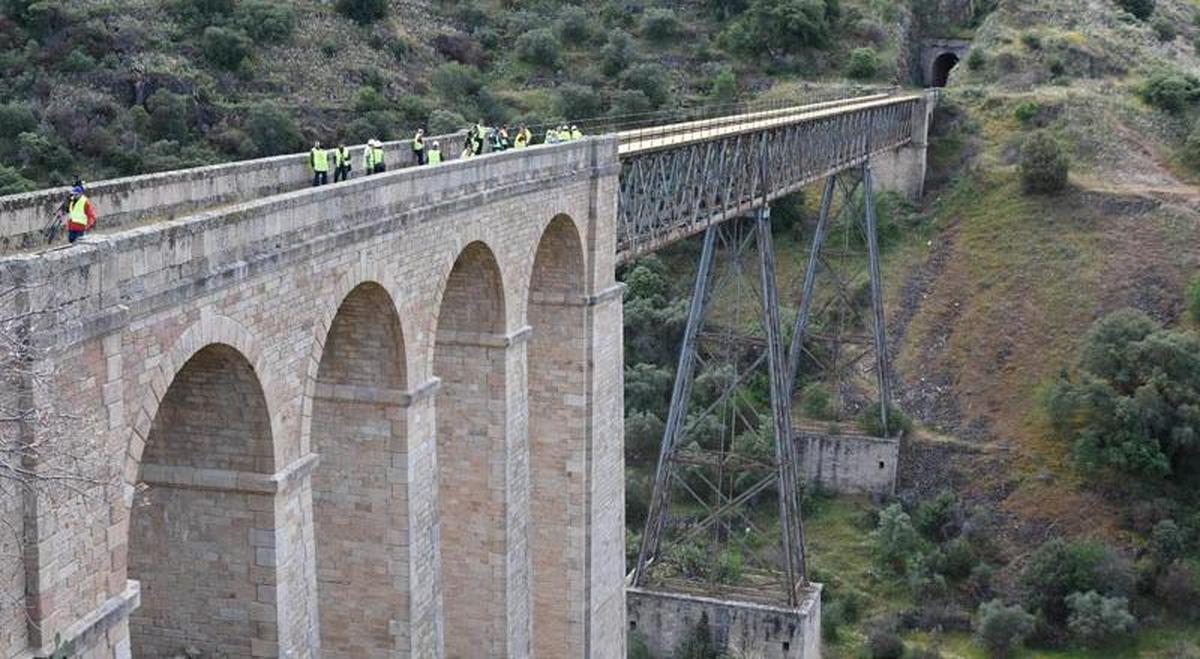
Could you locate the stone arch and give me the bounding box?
[310,281,410,657]
[433,241,511,657]
[126,313,276,483]
[930,52,959,87]
[526,214,589,658]
[128,342,279,658]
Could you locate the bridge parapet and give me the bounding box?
[0,131,469,254]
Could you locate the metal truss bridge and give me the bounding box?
[614,92,926,262]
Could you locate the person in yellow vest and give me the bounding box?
[427,141,443,164]
[472,120,487,155]
[513,124,532,149]
[558,124,572,141]
[310,141,329,186]
[333,143,351,182]
[63,183,96,243]
[371,139,386,174]
[362,139,377,175]
[412,129,426,166]
[570,124,582,140]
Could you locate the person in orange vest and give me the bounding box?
[63,183,97,243]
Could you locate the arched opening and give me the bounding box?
[930,52,960,87]
[129,344,277,658]
[311,282,409,657]
[433,242,508,658]
[526,216,588,657]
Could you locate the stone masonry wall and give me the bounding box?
[626,586,822,659]
[796,430,900,497]
[0,138,625,659]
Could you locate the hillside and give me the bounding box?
[0,0,922,191]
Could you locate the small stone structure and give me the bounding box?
[627,585,822,659]
[796,428,900,497]
[920,39,971,87]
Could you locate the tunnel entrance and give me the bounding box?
[930,52,959,87]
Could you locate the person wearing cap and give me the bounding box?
[63,183,97,243]
[310,141,329,187]
[333,143,351,182]
[570,124,582,140]
[412,129,426,166]
[544,126,560,145]
[362,139,377,175]
[371,139,386,174]
[427,141,442,165]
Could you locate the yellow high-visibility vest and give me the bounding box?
[335,147,349,166]
[311,148,329,172]
[372,146,385,165]
[428,149,442,164]
[67,196,89,229]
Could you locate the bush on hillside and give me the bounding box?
[336,0,387,25]
[914,490,963,542]
[1152,16,1176,42]
[873,504,923,574]
[600,29,633,77]
[427,109,466,136]
[1183,127,1200,172]
[726,0,839,56]
[201,26,252,71]
[170,0,235,26]
[867,627,905,659]
[1045,309,1200,487]
[622,63,672,108]
[1138,70,1200,114]
[1187,276,1200,323]
[976,600,1035,658]
[1155,562,1200,618]
[0,164,35,196]
[1020,537,1134,625]
[710,68,738,103]
[1013,101,1039,123]
[556,5,593,43]
[800,382,833,420]
[244,103,303,156]
[1019,131,1068,194]
[846,47,879,79]
[235,0,296,42]
[558,84,602,121]
[625,410,665,460]
[146,90,191,142]
[625,362,673,413]
[967,48,986,71]
[609,90,653,119]
[0,102,38,139]
[641,7,681,42]
[857,402,913,437]
[515,28,561,68]
[1066,591,1135,647]
[1116,0,1155,20]
[432,62,484,102]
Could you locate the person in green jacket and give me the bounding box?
[362,139,376,175]
[333,143,351,182]
[310,141,329,186]
[427,141,443,164]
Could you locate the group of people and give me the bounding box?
[308,121,586,185]
[56,119,588,244]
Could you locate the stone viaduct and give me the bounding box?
[0,91,934,659]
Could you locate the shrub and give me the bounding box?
[336,0,387,24]
[235,0,296,42]
[1152,16,1177,41]
[201,26,252,71]
[641,7,681,42]
[800,382,833,419]
[1020,31,1041,50]
[170,0,235,26]
[146,90,191,142]
[857,402,913,437]
[59,48,96,73]
[353,86,390,113]
[622,63,672,109]
[1183,127,1200,171]
[625,363,673,412]
[427,109,466,136]
[609,90,653,118]
[0,102,38,139]
[1020,538,1134,625]
[1019,131,1068,194]
[725,0,838,56]
[873,503,922,574]
[967,48,986,71]
[1150,519,1188,566]
[914,490,962,541]
[625,410,665,460]
[600,29,633,77]
[1047,309,1200,485]
[976,600,1035,658]
[625,471,652,528]
[558,84,602,120]
[556,5,592,43]
[1013,101,1039,123]
[846,47,879,79]
[432,62,484,101]
[0,164,36,195]
[1139,70,1200,114]
[1066,591,1135,646]
[867,627,905,659]
[1155,562,1199,618]
[710,68,737,103]
[244,103,303,156]
[1117,0,1154,20]
[1187,276,1200,322]
[515,28,561,68]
